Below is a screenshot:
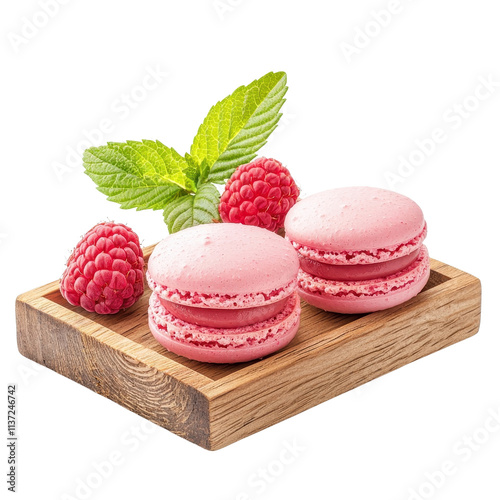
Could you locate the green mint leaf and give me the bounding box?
[163,184,220,233]
[197,159,211,187]
[139,140,197,192]
[83,140,196,211]
[189,71,288,184]
[184,153,210,187]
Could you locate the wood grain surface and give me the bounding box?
[16,248,481,450]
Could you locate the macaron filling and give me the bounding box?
[299,248,420,281]
[298,246,429,299]
[149,292,301,349]
[158,296,289,328]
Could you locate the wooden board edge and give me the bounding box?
[16,294,213,389]
[16,297,100,392]
[15,298,213,449]
[429,257,479,282]
[16,280,60,304]
[206,273,481,450]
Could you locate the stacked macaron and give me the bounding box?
[147,223,301,363]
[284,187,430,314]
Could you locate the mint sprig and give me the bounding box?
[83,71,288,232]
[190,71,288,183]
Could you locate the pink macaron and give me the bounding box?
[284,187,430,314]
[147,223,301,363]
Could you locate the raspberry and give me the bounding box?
[60,222,145,315]
[219,158,300,232]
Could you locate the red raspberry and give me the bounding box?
[219,158,300,232]
[60,222,145,315]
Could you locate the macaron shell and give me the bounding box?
[148,272,297,309]
[289,224,426,266]
[148,223,299,297]
[149,316,300,363]
[148,292,301,363]
[285,187,426,256]
[298,246,430,314]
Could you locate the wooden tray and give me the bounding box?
[16,247,481,450]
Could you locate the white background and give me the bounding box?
[2,1,499,499]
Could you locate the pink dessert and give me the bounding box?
[147,223,301,363]
[284,187,431,314]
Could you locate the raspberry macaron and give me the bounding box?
[147,223,301,363]
[285,187,430,314]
